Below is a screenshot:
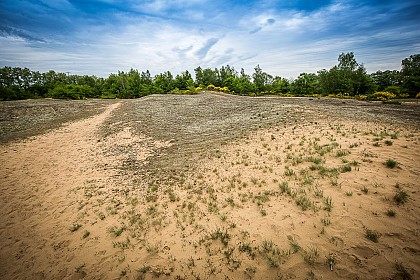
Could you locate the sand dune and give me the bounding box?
[0,96,419,279]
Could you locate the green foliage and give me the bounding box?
[385,159,398,168]
[318,52,376,96]
[291,73,318,95]
[371,70,402,91]
[48,84,94,99]
[0,53,418,100]
[365,229,381,243]
[401,54,420,97]
[252,64,273,92]
[394,189,409,205]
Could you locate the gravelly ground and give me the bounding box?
[95,92,420,182]
[0,98,117,143]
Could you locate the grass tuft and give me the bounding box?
[385,159,398,169]
[365,229,381,243]
[394,189,409,205]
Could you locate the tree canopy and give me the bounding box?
[1,53,419,100]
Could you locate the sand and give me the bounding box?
[0,97,419,279]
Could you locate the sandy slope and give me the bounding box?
[0,102,122,279]
[0,96,419,280]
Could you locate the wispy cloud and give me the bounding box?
[0,26,46,43]
[195,38,219,59]
[0,0,419,78]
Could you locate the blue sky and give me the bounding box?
[0,0,419,78]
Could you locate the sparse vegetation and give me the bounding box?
[365,229,381,243]
[1,88,419,280]
[386,209,396,217]
[69,223,82,232]
[394,261,413,280]
[385,159,399,168]
[394,189,409,205]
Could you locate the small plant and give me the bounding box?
[137,265,150,274]
[340,164,352,173]
[245,266,257,277]
[284,167,295,176]
[295,194,313,211]
[372,142,380,147]
[365,229,381,243]
[279,181,290,194]
[394,261,413,280]
[361,186,369,194]
[288,236,301,253]
[386,209,396,217]
[108,226,125,237]
[303,246,320,265]
[69,223,82,232]
[394,189,409,205]
[321,216,331,226]
[324,196,333,212]
[146,243,159,254]
[326,254,336,271]
[239,242,255,259]
[390,133,398,139]
[385,159,398,168]
[260,209,267,216]
[209,228,231,246]
[75,263,85,273]
[82,230,90,239]
[345,191,353,196]
[384,140,393,146]
[335,150,350,157]
[97,212,106,220]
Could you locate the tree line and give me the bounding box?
[0,52,419,101]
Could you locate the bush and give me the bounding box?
[0,86,33,100]
[385,159,398,168]
[373,91,396,100]
[394,189,409,205]
[48,84,94,100]
[207,84,216,91]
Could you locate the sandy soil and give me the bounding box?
[0,94,419,279]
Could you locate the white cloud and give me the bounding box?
[1,0,419,79]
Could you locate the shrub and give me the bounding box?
[385,159,398,168]
[373,91,396,100]
[365,229,381,243]
[394,189,409,205]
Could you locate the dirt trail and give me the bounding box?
[0,102,121,279]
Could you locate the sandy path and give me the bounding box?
[0,102,121,279]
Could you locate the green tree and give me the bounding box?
[291,73,318,95]
[401,54,420,97]
[252,65,273,92]
[218,65,237,87]
[370,70,401,91]
[271,76,290,94]
[318,52,373,96]
[48,84,93,99]
[175,70,194,90]
[154,71,174,93]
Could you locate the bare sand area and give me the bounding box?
[0,93,419,279]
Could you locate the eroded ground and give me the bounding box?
[0,93,419,279]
